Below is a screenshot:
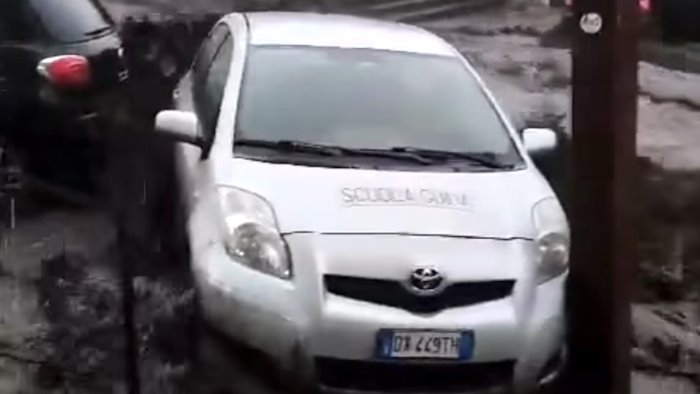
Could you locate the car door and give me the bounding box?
[174,23,233,211]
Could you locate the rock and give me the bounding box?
[633,304,700,376]
[650,336,682,365]
[632,347,665,370]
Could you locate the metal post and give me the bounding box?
[567,0,639,393]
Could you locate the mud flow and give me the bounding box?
[0,1,699,393]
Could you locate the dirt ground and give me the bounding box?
[0,1,699,393]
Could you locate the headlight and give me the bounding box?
[219,187,291,279]
[532,198,569,284]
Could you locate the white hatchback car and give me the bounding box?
[156,12,569,394]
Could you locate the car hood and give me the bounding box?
[218,158,556,239]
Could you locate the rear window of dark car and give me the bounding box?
[29,0,114,43]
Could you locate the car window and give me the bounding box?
[191,25,230,87]
[0,0,44,42]
[192,25,233,146]
[27,0,113,43]
[236,46,520,158]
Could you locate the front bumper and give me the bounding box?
[194,234,567,393]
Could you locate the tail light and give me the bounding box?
[640,0,651,13]
[37,55,91,90]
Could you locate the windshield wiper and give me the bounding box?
[346,147,434,165]
[235,138,345,156]
[390,147,517,169]
[235,139,434,165]
[84,26,113,37]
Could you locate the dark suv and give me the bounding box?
[0,0,128,187]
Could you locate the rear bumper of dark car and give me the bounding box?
[39,81,127,122]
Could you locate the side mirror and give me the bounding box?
[155,110,201,146]
[522,128,558,157]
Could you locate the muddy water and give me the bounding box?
[0,2,698,393]
[0,188,199,394]
[38,252,125,393]
[0,197,124,393]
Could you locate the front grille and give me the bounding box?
[325,275,514,313]
[315,357,514,393]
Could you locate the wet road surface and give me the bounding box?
[0,1,698,393]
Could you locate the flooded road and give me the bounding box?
[0,199,124,393]
[0,1,698,393]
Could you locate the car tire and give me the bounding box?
[191,304,297,394]
[191,314,236,393]
[191,294,314,394]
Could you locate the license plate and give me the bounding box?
[376,330,474,360]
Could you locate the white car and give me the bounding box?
[156,11,569,394]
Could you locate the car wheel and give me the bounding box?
[191,304,279,394]
[190,299,308,394]
[191,314,235,393]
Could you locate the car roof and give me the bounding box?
[242,12,457,57]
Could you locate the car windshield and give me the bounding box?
[29,0,113,43]
[235,45,522,163]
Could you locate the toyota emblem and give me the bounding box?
[408,267,444,295]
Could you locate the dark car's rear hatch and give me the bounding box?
[29,0,116,44]
[30,0,126,92]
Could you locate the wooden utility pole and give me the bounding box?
[567,0,639,393]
